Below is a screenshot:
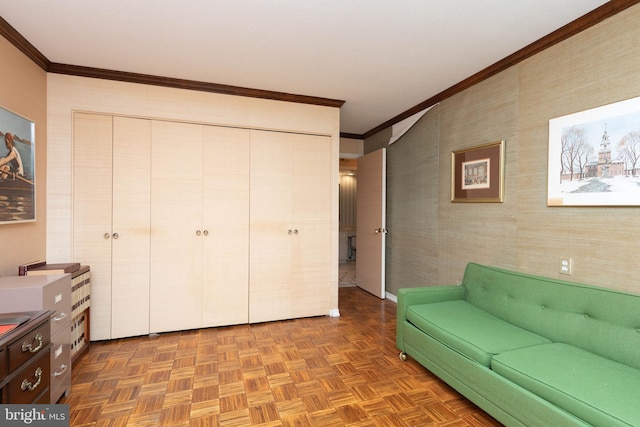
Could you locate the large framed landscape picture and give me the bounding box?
[0,105,35,223]
[548,96,640,206]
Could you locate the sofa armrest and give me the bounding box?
[396,285,465,351]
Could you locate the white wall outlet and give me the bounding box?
[559,257,572,275]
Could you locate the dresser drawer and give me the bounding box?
[8,322,51,373]
[50,309,71,337]
[50,326,71,403]
[43,277,72,325]
[5,347,50,404]
[0,348,5,379]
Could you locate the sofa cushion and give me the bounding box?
[492,343,640,427]
[405,300,551,366]
[462,263,640,371]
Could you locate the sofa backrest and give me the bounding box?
[462,262,640,370]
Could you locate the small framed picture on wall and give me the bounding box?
[451,140,505,203]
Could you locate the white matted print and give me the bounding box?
[548,96,640,206]
[462,158,490,190]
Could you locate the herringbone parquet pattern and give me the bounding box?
[60,287,501,426]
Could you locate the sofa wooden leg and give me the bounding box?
[399,352,408,361]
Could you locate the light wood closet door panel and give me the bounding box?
[150,120,203,333]
[249,131,331,323]
[201,125,250,327]
[111,117,151,338]
[73,113,114,341]
[249,131,293,323]
[291,134,332,318]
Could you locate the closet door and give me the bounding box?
[249,131,293,323]
[74,114,152,340]
[249,131,332,323]
[150,121,203,333]
[201,126,250,327]
[73,113,113,341]
[111,117,151,338]
[291,134,332,318]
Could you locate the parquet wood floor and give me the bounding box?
[60,287,502,426]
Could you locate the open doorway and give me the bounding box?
[339,158,357,287]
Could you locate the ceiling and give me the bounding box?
[0,1,611,137]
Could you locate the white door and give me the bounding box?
[356,148,387,299]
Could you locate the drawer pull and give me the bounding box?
[21,333,44,353]
[54,364,68,377]
[53,312,68,322]
[21,367,43,392]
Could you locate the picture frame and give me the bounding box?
[0,105,35,223]
[548,96,640,206]
[451,140,505,203]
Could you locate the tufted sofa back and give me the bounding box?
[463,263,640,370]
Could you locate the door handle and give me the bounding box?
[375,228,388,234]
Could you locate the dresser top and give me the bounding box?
[0,310,51,346]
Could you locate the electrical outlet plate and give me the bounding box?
[559,257,572,275]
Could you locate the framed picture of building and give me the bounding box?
[451,141,505,203]
[0,105,35,223]
[548,96,640,206]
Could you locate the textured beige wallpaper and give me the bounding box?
[0,37,48,277]
[516,4,640,294]
[372,4,640,296]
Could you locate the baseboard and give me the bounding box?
[385,292,398,303]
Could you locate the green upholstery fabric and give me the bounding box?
[462,263,640,370]
[406,300,550,366]
[402,323,589,427]
[396,263,640,427]
[492,343,640,427]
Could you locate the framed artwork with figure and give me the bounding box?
[0,105,35,223]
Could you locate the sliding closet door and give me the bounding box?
[150,121,203,333]
[249,131,293,323]
[201,125,250,327]
[73,113,114,341]
[110,116,151,338]
[291,133,332,318]
[73,114,151,340]
[249,130,332,323]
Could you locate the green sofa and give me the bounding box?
[396,262,640,427]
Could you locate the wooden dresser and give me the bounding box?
[0,275,72,403]
[0,310,52,404]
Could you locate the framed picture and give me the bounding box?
[548,96,640,206]
[0,105,35,223]
[451,140,505,203]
